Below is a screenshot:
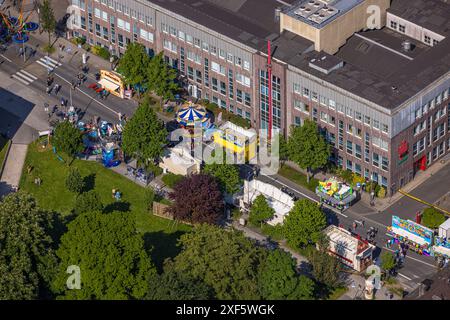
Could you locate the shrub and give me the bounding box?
[91,45,111,60]
[71,37,86,46]
[74,190,103,215]
[162,173,185,189]
[65,168,85,194]
[377,186,386,198]
[335,168,353,184]
[351,173,365,188]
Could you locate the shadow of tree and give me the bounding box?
[143,230,185,273]
[103,201,131,214]
[82,173,96,192]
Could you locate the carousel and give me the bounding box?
[176,102,214,140]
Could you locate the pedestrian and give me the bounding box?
[362,220,365,227]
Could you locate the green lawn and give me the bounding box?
[0,136,10,170]
[19,140,191,270]
[278,164,319,192]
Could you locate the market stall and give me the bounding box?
[212,121,257,162]
[316,177,356,211]
[432,219,450,259]
[386,215,434,256]
[99,70,125,99]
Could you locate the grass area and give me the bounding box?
[260,223,284,241]
[161,173,184,189]
[19,140,191,270]
[327,287,349,300]
[278,164,319,192]
[0,136,10,171]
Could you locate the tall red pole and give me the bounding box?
[267,40,273,141]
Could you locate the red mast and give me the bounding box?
[267,40,273,141]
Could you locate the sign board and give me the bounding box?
[392,215,433,245]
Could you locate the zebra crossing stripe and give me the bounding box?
[19,70,38,80]
[12,74,30,85]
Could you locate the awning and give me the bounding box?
[99,78,120,92]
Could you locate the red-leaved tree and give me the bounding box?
[168,174,224,224]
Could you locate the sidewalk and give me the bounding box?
[361,159,450,212]
[0,143,28,196]
[339,273,402,300]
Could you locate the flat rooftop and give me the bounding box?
[146,0,450,111]
[146,0,285,49]
[283,0,364,29]
[387,0,450,36]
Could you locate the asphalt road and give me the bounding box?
[0,40,137,126]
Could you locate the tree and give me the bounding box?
[203,162,241,195]
[0,193,57,299]
[169,174,224,225]
[287,121,330,182]
[122,99,168,165]
[74,190,103,215]
[65,168,85,194]
[52,121,84,161]
[147,262,213,300]
[421,208,446,229]
[258,249,314,300]
[283,199,327,249]
[273,132,289,166]
[249,194,275,227]
[380,251,396,278]
[116,43,150,93]
[308,235,341,289]
[146,52,179,104]
[52,211,155,299]
[171,224,266,299]
[39,0,56,49]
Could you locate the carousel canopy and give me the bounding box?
[176,103,208,126]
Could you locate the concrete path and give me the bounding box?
[339,273,402,300]
[0,143,28,196]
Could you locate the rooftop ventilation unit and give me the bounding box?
[401,40,413,52]
[307,5,339,24]
[294,1,324,18]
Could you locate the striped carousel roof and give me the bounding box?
[176,103,208,126]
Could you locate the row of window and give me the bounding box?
[389,20,440,46]
[161,23,251,72]
[339,157,388,188]
[93,0,153,26]
[414,89,449,120]
[292,85,390,134]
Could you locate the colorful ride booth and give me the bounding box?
[176,102,213,135]
[98,70,125,99]
[322,225,375,272]
[211,121,257,163]
[316,177,356,212]
[387,215,434,256]
[431,218,450,260]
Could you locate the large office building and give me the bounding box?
[69,0,450,195]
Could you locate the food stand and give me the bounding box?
[432,219,450,259]
[316,177,356,211]
[387,215,434,256]
[212,121,257,162]
[99,70,125,99]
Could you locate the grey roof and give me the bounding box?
[387,0,450,36]
[147,0,450,110]
[146,0,284,50]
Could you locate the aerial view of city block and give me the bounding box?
[0,0,449,307]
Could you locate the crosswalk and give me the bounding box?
[36,56,62,71]
[12,69,38,85]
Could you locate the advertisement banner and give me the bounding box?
[392,215,433,245]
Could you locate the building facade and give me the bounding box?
[68,0,450,195]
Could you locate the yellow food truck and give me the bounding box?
[98,70,125,99]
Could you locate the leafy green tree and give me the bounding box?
[287,120,330,182]
[308,235,341,289]
[122,99,168,165]
[52,211,156,299]
[0,193,58,299]
[65,168,85,194]
[116,43,150,93]
[421,208,446,229]
[380,251,396,278]
[258,249,314,300]
[147,262,213,300]
[283,199,326,249]
[146,52,179,104]
[249,194,275,227]
[39,0,56,49]
[52,121,84,161]
[203,162,241,195]
[172,224,266,300]
[74,190,103,215]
